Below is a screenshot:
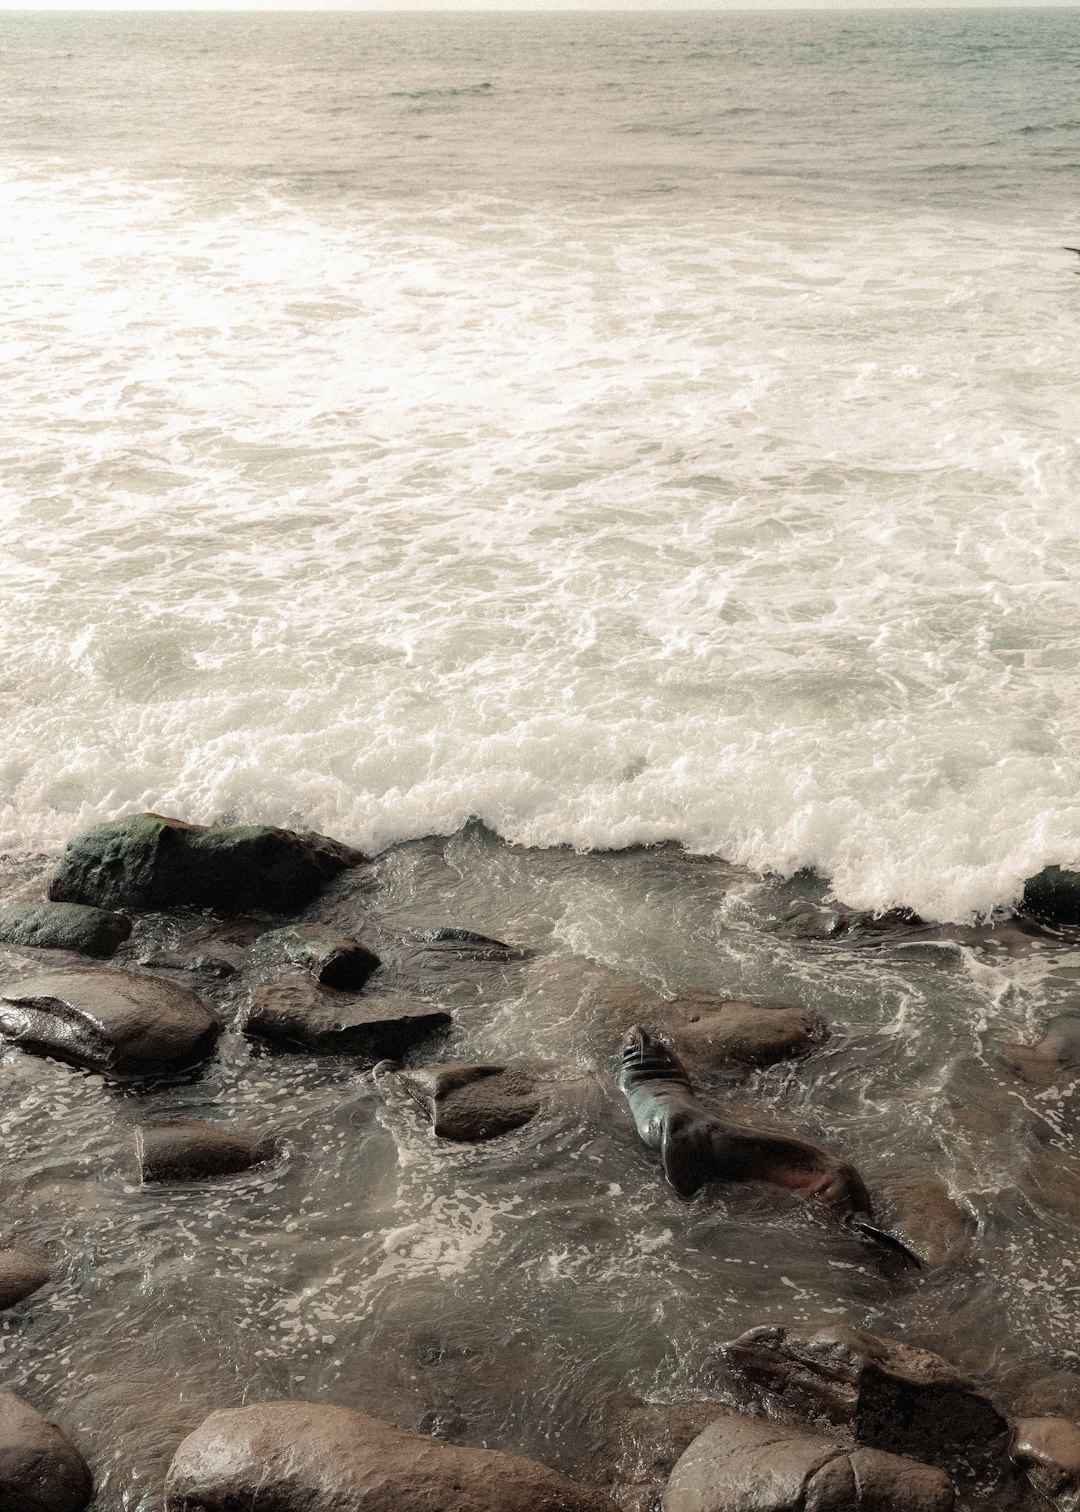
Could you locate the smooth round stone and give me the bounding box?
[0,1388,93,1512]
[135,1120,279,1183]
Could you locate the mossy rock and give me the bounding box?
[0,902,131,958]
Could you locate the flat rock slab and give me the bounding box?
[720,1321,1008,1471]
[164,1400,620,1512]
[0,903,132,959]
[0,1387,93,1512]
[384,1061,542,1141]
[401,927,532,966]
[135,1119,279,1183]
[1011,1417,1080,1511]
[0,968,222,1077]
[242,980,450,1058]
[0,1243,52,1309]
[662,1411,954,1512]
[256,925,381,990]
[658,995,827,1068]
[48,813,365,915]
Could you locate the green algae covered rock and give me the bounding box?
[0,901,131,958]
[48,814,366,916]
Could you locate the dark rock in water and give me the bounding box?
[1010,1416,1080,1510]
[1022,866,1080,925]
[48,813,366,915]
[135,1119,278,1183]
[0,1242,51,1309]
[1001,1015,1080,1086]
[880,1173,976,1270]
[258,924,381,990]
[777,900,923,941]
[0,1387,93,1512]
[719,1321,1008,1471]
[163,1400,620,1512]
[381,1061,541,1141]
[242,980,450,1058]
[662,1411,955,1511]
[0,902,132,959]
[659,994,827,1069]
[139,950,237,979]
[402,926,531,965]
[0,968,222,1077]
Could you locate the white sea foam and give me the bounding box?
[2,12,1079,921]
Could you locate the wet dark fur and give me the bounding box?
[617,1025,921,1268]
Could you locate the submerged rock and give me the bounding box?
[163,1400,620,1512]
[379,1061,541,1141]
[0,1242,51,1309]
[880,1173,976,1270]
[242,980,450,1058]
[719,1321,1008,1471]
[0,1387,93,1512]
[662,1411,955,1512]
[1022,866,1080,926]
[135,1119,278,1183]
[0,902,132,959]
[401,926,532,965]
[659,994,826,1069]
[1001,1014,1080,1086]
[1010,1416,1080,1510]
[257,925,381,990]
[0,968,222,1077]
[48,813,365,915]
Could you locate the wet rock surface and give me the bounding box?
[1001,1015,1080,1086]
[658,994,827,1068]
[255,925,382,990]
[134,1119,279,1183]
[0,1242,51,1309]
[0,902,132,959]
[241,979,451,1057]
[380,1060,542,1141]
[881,1172,976,1269]
[48,814,365,915]
[1010,1417,1080,1511]
[662,1410,956,1511]
[720,1322,1009,1471]
[1022,866,1080,926]
[163,1400,621,1512]
[0,1387,93,1512]
[0,968,222,1077]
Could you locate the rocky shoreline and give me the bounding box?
[3,814,1080,1510]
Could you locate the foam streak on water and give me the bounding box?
[2,11,1080,919]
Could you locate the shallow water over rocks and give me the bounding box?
[2,823,1079,1509]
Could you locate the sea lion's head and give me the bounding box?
[618,1025,691,1086]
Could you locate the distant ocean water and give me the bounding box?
[1,8,1079,920]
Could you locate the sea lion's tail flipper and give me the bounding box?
[847,1215,924,1270]
[660,1113,715,1199]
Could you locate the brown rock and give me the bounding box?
[0,968,222,1077]
[1011,1417,1080,1511]
[660,995,826,1068]
[594,1398,730,1487]
[242,980,450,1058]
[0,1387,93,1512]
[258,925,381,991]
[720,1321,1008,1470]
[0,1243,51,1309]
[661,1411,954,1511]
[135,1120,278,1183]
[1001,1015,1080,1087]
[881,1174,975,1269]
[384,1062,541,1141]
[163,1400,620,1512]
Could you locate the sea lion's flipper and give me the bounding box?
[847,1216,924,1270]
[660,1113,715,1199]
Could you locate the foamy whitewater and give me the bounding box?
[2,9,1080,919]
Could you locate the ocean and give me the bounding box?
[2,8,1079,920]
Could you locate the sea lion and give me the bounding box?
[617,1025,921,1267]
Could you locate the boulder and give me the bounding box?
[1022,867,1080,926]
[48,814,365,915]
[163,1400,619,1512]
[719,1321,1008,1470]
[1001,1015,1080,1086]
[659,995,826,1068]
[1010,1417,1080,1510]
[381,1061,541,1141]
[0,1243,51,1309]
[0,968,222,1077]
[662,1412,954,1511]
[135,1119,278,1183]
[0,903,131,959]
[880,1174,975,1269]
[257,926,381,990]
[0,1387,92,1512]
[242,980,450,1058]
